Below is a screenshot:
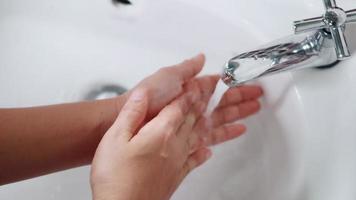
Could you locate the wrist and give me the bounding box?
[84,94,128,164]
[97,93,128,135]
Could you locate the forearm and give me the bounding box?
[0,94,127,185]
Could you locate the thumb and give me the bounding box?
[112,89,148,141]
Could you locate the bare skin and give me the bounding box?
[0,54,263,185]
[91,76,263,200]
[90,78,262,200]
[91,88,225,200]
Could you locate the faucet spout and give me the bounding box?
[222,30,336,87]
[223,0,356,87]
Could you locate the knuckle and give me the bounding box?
[123,104,144,117]
[160,120,174,132]
[169,105,186,124]
[161,122,172,133]
[160,116,179,134]
[173,104,185,118]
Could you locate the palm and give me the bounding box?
[130,54,262,146]
[189,78,262,147]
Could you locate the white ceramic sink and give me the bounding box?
[1,0,356,199]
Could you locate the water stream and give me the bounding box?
[204,80,229,129]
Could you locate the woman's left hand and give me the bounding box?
[123,54,263,147]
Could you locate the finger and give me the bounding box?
[204,124,246,146]
[180,75,219,110]
[194,75,220,103]
[189,137,205,154]
[182,79,202,104]
[197,75,220,102]
[182,147,212,177]
[210,100,261,128]
[169,54,205,82]
[152,91,196,137]
[112,89,148,140]
[160,54,205,84]
[217,85,263,108]
[176,113,197,154]
[177,102,206,152]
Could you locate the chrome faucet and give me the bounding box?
[222,0,356,87]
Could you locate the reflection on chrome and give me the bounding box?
[223,0,356,87]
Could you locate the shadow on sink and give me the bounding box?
[212,110,303,200]
[208,77,306,200]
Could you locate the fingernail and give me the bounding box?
[130,90,145,102]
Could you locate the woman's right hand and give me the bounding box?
[91,89,212,200]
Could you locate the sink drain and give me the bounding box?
[84,84,127,100]
[112,0,132,5]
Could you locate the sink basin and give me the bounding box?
[1,0,356,199]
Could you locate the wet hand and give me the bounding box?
[123,54,206,120]
[91,89,211,200]
[181,76,263,149]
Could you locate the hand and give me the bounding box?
[121,54,206,120]
[176,76,263,148]
[91,89,212,200]
[194,82,262,146]
[91,70,263,200]
[121,54,263,145]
